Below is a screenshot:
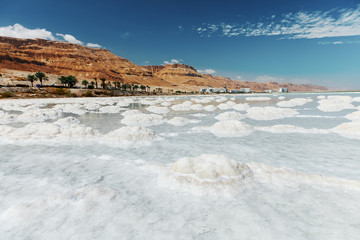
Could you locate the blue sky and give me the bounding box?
[1,0,360,89]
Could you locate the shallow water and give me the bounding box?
[0,92,359,239]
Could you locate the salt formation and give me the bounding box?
[332,122,360,140]
[277,98,313,107]
[207,120,254,137]
[217,101,236,110]
[317,96,354,112]
[53,104,87,115]
[232,103,250,112]
[166,117,200,126]
[278,96,286,100]
[245,97,271,101]
[246,107,298,120]
[203,105,217,112]
[190,104,204,111]
[2,117,101,141]
[160,101,172,107]
[16,109,63,123]
[317,95,326,99]
[215,111,246,121]
[171,101,193,111]
[192,97,214,103]
[84,103,101,111]
[104,126,159,144]
[146,106,170,114]
[158,154,253,196]
[121,113,164,127]
[215,97,228,102]
[0,110,16,124]
[345,111,360,121]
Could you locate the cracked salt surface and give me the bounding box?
[0,93,360,239]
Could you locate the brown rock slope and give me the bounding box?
[0,36,327,91]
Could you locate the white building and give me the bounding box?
[230,89,241,93]
[241,88,251,93]
[278,88,288,93]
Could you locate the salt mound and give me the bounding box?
[215,111,245,121]
[158,154,253,196]
[208,120,254,137]
[0,125,15,136]
[161,101,172,107]
[277,98,312,107]
[353,97,360,102]
[190,104,204,111]
[215,97,228,102]
[257,124,330,134]
[171,101,193,111]
[203,105,217,112]
[3,117,100,141]
[245,97,271,101]
[53,104,87,115]
[318,96,354,112]
[121,113,164,127]
[84,103,101,111]
[16,109,63,123]
[192,97,214,103]
[278,96,286,100]
[217,101,236,110]
[146,106,170,114]
[104,126,159,143]
[246,107,298,120]
[0,110,16,124]
[317,95,326,99]
[232,103,250,112]
[167,117,200,126]
[332,122,360,140]
[345,111,360,121]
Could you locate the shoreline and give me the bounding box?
[1,86,359,100]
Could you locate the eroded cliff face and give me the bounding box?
[0,36,171,87]
[0,36,327,91]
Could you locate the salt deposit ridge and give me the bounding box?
[1,92,360,239]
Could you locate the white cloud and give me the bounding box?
[163,59,183,64]
[235,76,243,80]
[198,69,216,74]
[86,43,102,48]
[0,23,55,40]
[0,23,102,48]
[56,33,83,45]
[195,5,360,39]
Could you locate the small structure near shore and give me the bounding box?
[278,88,288,93]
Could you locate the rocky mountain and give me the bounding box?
[0,36,327,92]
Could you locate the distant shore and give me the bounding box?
[0,86,358,100]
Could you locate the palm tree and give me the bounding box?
[27,74,36,87]
[35,72,46,87]
[133,84,139,92]
[94,78,98,89]
[100,78,106,89]
[58,76,68,86]
[82,80,89,88]
[140,85,146,92]
[66,75,78,88]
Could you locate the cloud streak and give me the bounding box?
[0,23,102,48]
[195,5,360,39]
